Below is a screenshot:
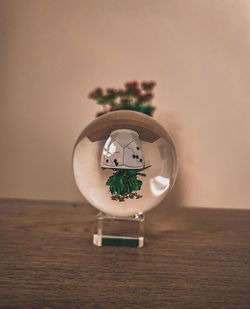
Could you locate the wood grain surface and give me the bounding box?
[0,199,250,308]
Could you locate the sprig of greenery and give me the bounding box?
[89,81,156,117]
[105,166,151,202]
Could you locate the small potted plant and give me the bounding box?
[89,80,156,117]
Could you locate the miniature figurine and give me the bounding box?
[101,129,144,169]
[101,129,151,202]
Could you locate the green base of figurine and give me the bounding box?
[93,234,144,248]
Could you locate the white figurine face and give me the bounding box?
[101,129,144,169]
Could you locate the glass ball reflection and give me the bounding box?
[73,110,178,217]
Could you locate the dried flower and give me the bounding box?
[125,81,139,89]
[141,81,156,91]
[144,92,153,100]
[106,88,117,95]
[89,87,103,99]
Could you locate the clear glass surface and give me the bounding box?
[73,111,178,217]
[93,212,144,248]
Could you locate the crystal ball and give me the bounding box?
[73,110,178,217]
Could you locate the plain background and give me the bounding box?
[0,0,249,208]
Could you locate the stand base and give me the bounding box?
[93,212,144,248]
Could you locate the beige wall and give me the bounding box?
[0,0,249,208]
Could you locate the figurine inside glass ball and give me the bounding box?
[73,110,178,217]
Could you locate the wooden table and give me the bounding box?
[0,199,250,308]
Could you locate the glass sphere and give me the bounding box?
[73,110,178,217]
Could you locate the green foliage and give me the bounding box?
[89,81,156,117]
[105,166,151,202]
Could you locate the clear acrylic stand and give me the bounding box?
[93,212,144,248]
